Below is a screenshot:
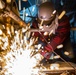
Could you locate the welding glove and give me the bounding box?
[40,43,53,59]
[40,50,51,59]
[40,48,53,59]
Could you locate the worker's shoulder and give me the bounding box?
[58,15,69,23]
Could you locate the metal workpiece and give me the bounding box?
[0,0,29,29]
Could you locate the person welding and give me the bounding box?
[31,1,74,61]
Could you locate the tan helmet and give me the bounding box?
[38,2,56,25]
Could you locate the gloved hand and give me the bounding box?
[40,43,54,59]
[40,49,52,59]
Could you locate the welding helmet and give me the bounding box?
[38,2,56,25]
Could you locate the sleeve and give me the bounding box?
[44,15,70,52]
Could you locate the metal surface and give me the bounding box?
[40,61,76,75]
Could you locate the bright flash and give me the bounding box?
[57,44,63,49]
[64,51,69,56]
[0,24,46,75]
[50,63,60,70]
[0,29,2,35]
